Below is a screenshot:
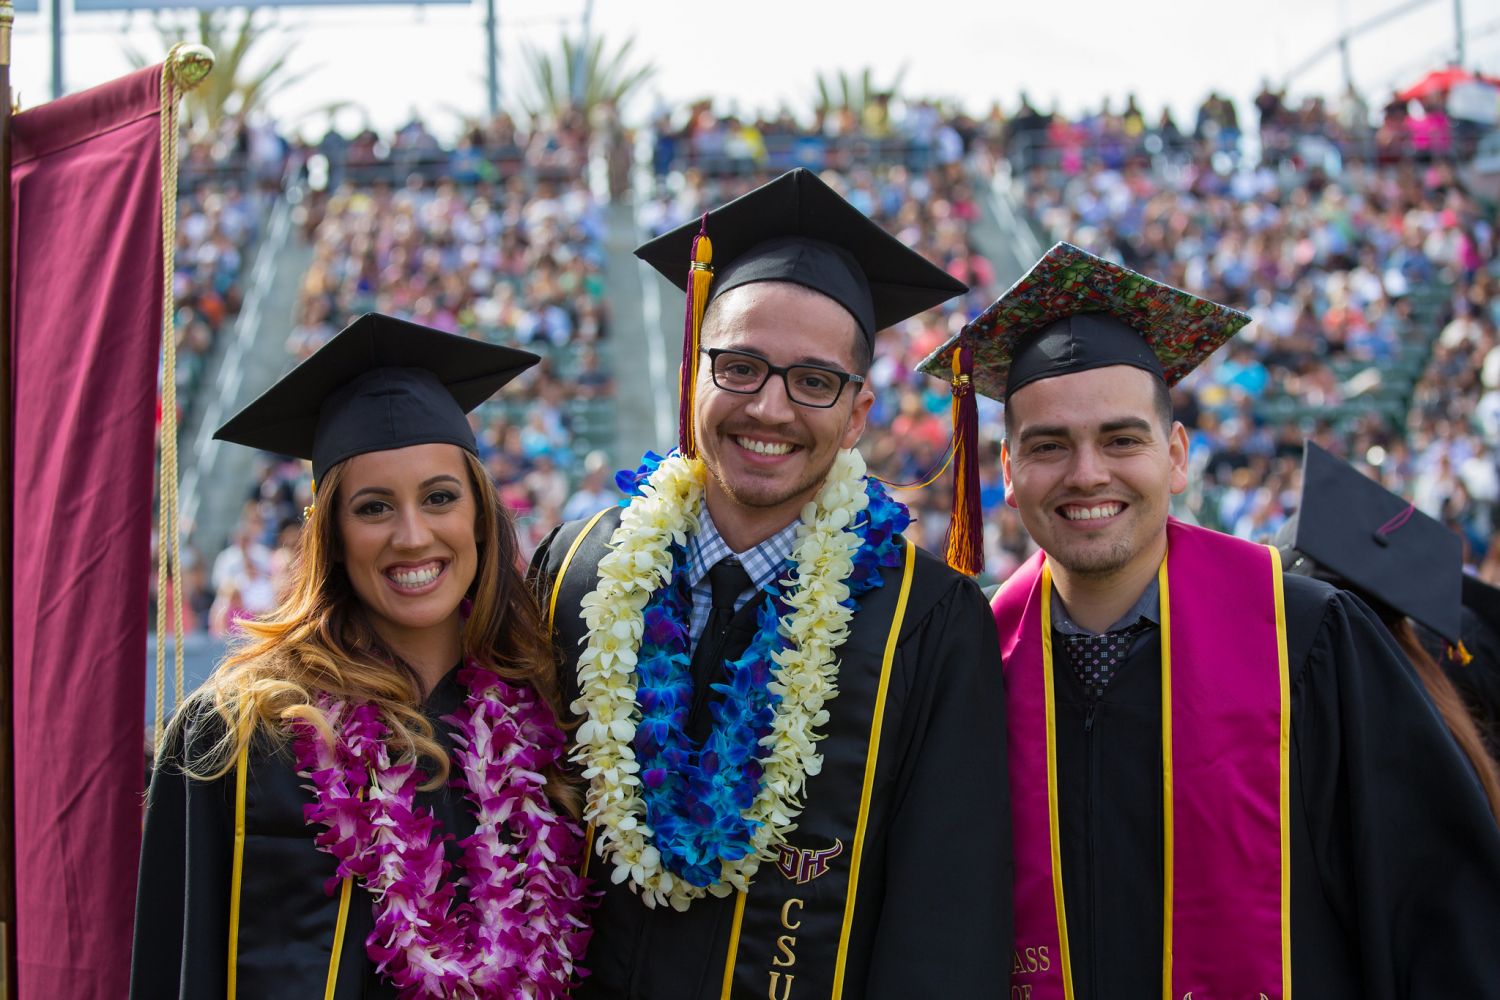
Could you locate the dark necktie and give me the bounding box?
[686,558,754,739]
[1064,618,1153,700]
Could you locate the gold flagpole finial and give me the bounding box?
[168,43,214,92]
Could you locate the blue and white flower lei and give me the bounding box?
[571,448,909,909]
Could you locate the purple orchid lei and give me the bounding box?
[291,662,593,1000]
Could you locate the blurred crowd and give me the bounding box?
[176,115,622,636]
[641,82,1500,584]
[166,75,1500,634]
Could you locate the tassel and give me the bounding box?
[678,215,714,458]
[945,339,984,576]
[1451,639,1474,666]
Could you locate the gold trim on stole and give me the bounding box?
[1159,557,1174,1000]
[1269,545,1292,1000]
[1039,563,1076,1000]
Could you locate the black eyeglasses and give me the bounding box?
[702,348,865,408]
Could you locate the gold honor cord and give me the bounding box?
[152,43,213,752]
[830,536,915,999]
[718,889,747,999]
[546,505,612,880]
[227,741,248,999]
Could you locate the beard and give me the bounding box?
[703,420,836,510]
[1041,489,1155,578]
[706,446,837,509]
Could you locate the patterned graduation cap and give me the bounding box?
[918,241,1251,402]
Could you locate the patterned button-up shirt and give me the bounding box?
[685,507,801,646]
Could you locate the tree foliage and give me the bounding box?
[814,66,909,117]
[519,33,655,124]
[125,9,310,134]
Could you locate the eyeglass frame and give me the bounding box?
[700,348,866,409]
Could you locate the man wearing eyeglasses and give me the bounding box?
[530,168,1012,1000]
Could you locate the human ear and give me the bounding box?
[1167,421,1190,496]
[1002,440,1019,509]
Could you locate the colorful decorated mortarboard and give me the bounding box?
[919,241,1252,402]
[634,167,967,458]
[1277,441,1463,643]
[918,242,1251,575]
[214,312,539,483]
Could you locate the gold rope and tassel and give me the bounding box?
[677,216,713,458]
[153,43,214,752]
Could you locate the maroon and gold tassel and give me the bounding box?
[945,339,984,576]
[678,215,714,458]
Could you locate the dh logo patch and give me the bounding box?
[773,839,843,884]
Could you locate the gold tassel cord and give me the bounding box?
[678,226,713,458]
[153,43,214,752]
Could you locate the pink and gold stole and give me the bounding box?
[995,518,1291,1000]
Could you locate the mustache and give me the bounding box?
[715,422,814,448]
[1047,488,1141,508]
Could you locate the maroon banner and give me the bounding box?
[10,67,163,999]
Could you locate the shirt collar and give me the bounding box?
[687,506,802,595]
[1051,576,1161,637]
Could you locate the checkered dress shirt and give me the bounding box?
[686,507,802,645]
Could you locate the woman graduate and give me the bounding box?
[1276,440,1500,825]
[130,314,593,1000]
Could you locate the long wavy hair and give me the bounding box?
[183,449,578,815]
[1387,617,1500,826]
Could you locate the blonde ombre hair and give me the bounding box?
[183,449,577,812]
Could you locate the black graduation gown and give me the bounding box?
[130,667,481,1000]
[1051,573,1500,999]
[530,511,1013,1000]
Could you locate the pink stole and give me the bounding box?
[995,518,1290,1000]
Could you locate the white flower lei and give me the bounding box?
[571,448,872,909]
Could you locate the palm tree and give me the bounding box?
[519,33,655,125]
[814,65,909,120]
[126,10,309,135]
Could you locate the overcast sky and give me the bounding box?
[13,0,1500,138]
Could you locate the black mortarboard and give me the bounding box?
[633,167,966,462]
[1280,441,1463,643]
[634,167,967,347]
[214,313,538,482]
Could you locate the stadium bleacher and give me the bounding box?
[169,84,1500,635]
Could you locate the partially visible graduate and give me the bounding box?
[531,169,1011,999]
[130,315,593,1000]
[1454,574,1500,754]
[1276,441,1500,824]
[924,243,1500,998]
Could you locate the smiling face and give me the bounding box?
[694,281,874,515]
[1002,365,1188,580]
[335,442,479,641]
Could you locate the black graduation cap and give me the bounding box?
[1281,441,1463,643]
[214,313,539,483]
[634,167,967,347]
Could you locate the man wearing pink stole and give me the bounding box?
[922,243,1500,999]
